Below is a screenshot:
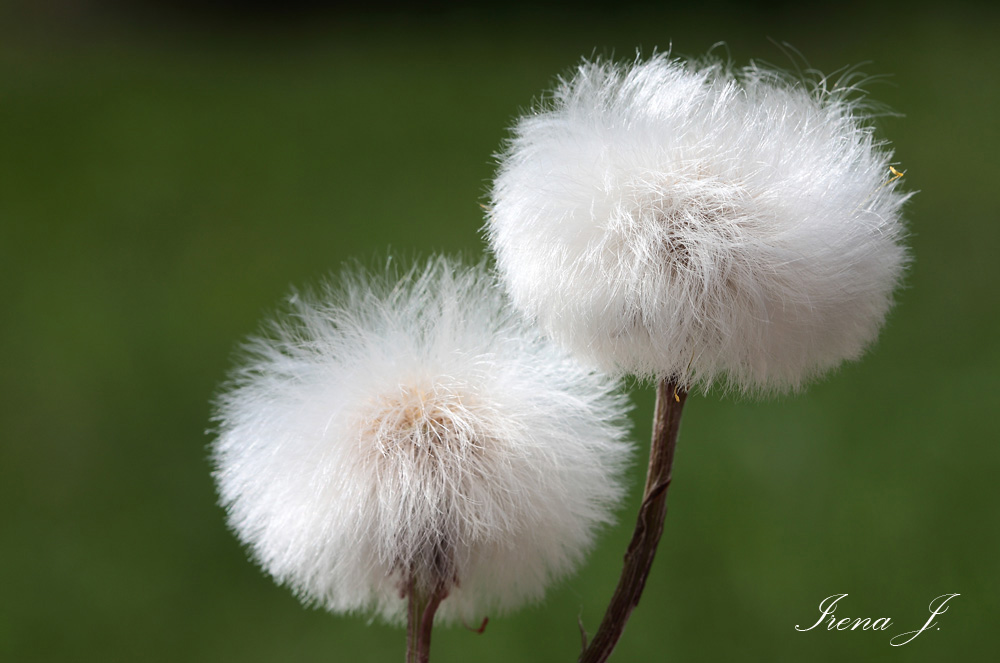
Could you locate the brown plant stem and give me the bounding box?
[579,378,688,663]
[406,578,446,663]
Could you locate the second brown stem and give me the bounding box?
[579,378,688,663]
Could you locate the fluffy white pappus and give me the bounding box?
[211,256,632,623]
[487,54,911,392]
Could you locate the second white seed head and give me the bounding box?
[487,54,910,392]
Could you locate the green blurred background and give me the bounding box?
[2,1,997,661]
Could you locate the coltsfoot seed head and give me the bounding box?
[487,54,910,392]
[211,256,632,622]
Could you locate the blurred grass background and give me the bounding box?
[1,1,997,661]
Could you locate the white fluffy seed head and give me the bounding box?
[487,54,911,393]
[211,256,632,623]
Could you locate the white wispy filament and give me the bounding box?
[488,54,910,391]
[211,256,632,623]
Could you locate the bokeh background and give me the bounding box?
[2,1,997,661]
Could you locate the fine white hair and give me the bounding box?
[211,256,632,623]
[487,54,911,392]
